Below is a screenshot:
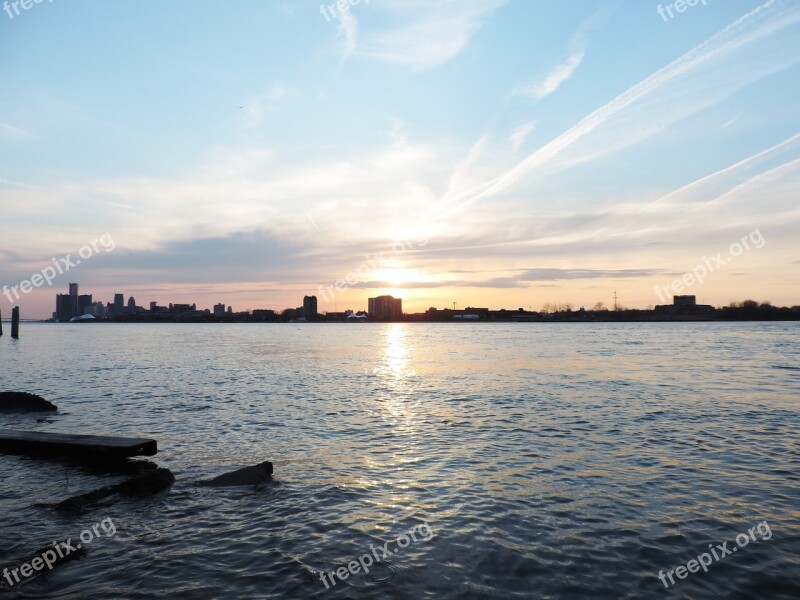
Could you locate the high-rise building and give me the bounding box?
[127,296,137,311]
[78,294,93,316]
[55,284,82,321]
[303,296,318,319]
[368,295,403,321]
[113,294,124,315]
[56,294,75,322]
[214,303,226,318]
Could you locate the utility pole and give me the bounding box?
[453,301,457,311]
[614,289,618,312]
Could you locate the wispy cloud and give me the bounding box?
[357,0,507,70]
[0,122,33,139]
[515,51,585,102]
[456,0,800,212]
[338,10,359,66]
[509,121,536,153]
[239,83,300,132]
[0,177,45,190]
[512,6,613,102]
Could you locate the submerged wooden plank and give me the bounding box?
[0,430,157,459]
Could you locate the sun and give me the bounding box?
[372,268,421,286]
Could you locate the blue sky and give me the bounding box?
[1,0,799,317]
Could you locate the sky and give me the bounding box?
[1,0,799,319]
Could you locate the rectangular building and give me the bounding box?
[368,295,403,321]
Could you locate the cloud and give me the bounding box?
[456,0,800,212]
[509,121,536,153]
[511,5,613,102]
[517,268,660,281]
[338,10,359,66]
[515,51,585,102]
[643,131,800,214]
[86,229,311,285]
[0,122,32,140]
[0,177,45,190]
[239,83,300,132]
[345,267,661,291]
[357,0,507,70]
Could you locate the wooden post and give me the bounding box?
[0,308,3,336]
[11,307,19,338]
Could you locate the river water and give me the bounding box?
[0,322,798,599]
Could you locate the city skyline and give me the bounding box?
[2,1,799,319]
[35,281,798,325]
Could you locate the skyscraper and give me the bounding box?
[78,294,93,316]
[303,296,318,319]
[113,294,124,315]
[368,296,403,321]
[56,294,75,322]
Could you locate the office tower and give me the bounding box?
[56,294,75,322]
[303,296,318,318]
[78,294,93,316]
[368,295,403,321]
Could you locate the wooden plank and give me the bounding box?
[0,430,157,459]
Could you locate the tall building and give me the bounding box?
[303,296,318,319]
[214,303,226,318]
[113,294,124,315]
[127,296,137,311]
[55,294,75,322]
[78,294,93,316]
[368,295,403,321]
[55,284,82,321]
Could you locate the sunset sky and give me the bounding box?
[1,0,799,318]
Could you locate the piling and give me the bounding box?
[0,308,3,336]
[11,306,19,338]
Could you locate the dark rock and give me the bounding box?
[5,539,87,588]
[116,467,176,497]
[201,461,273,487]
[0,392,57,413]
[56,467,175,513]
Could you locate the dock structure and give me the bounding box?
[11,307,19,338]
[0,430,158,459]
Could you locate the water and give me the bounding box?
[0,322,798,599]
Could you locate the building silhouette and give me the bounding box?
[368,295,403,321]
[113,294,125,316]
[303,296,318,319]
[55,294,75,322]
[78,294,93,316]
